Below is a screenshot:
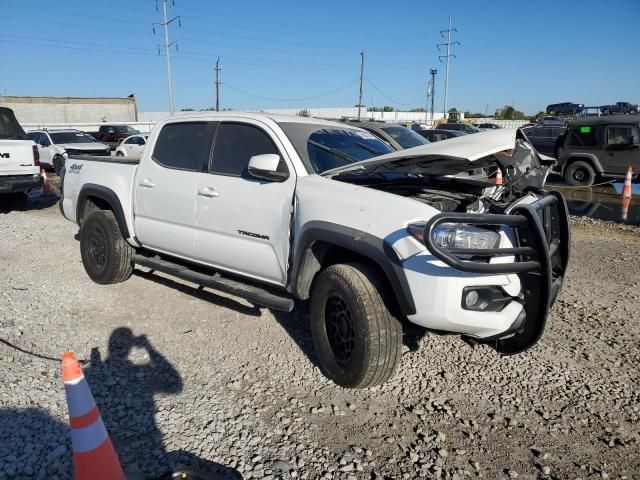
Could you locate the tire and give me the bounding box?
[116,151,124,157]
[565,160,596,186]
[310,263,402,388]
[80,210,134,285]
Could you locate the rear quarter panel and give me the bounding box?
[62,158,138,240]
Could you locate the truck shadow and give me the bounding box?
[0,190,59,214]
[133,269,262,317]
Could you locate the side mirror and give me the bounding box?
[247,154,288,182]
[631,135,639,146]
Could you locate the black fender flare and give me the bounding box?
[563,153,604,174]
[288,221,416,316]
[76,184,130,238]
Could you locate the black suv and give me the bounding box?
[556,116,640,186]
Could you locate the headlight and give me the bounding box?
[62,151,69,158]
[432,224,500,250]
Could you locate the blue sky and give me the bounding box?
[1,0,638,114]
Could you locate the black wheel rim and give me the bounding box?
[325,293,355,366]
[88,226,107,269]
[573,168,587,182]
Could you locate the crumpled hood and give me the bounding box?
[322,128,519,177]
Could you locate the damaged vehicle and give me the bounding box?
[59,113,570,388]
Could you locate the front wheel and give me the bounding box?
[565,160,596,186]
[80,210,134,284]
[310,263,402,388]
[116,151,124,157]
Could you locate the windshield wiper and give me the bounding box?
[354,141,386,156]
[309,140,358,164]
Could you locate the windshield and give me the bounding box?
[380,126,429,149]
[50,132,96,144]
[306,128,394,173]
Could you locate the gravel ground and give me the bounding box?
[1,187,639,480]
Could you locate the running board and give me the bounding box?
[133,254,295,312]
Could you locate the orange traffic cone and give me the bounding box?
[622,166,633,199]
[621,196,630,221]
[41,169,53,197]
[60,352,125,480]
[495,168,503,185]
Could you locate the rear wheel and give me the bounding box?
[80,210,133,284]
[565,160,596,186]
[310,263,402,388]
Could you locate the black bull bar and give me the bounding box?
[423,191,571,355]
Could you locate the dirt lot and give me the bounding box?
[1,186,639,480]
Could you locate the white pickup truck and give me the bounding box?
[60,112,570,388]
[0,107,42,207]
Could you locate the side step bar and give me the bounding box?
[133,254,295,312]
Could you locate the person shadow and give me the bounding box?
[84,327,242,480]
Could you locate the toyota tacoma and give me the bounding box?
[59,112,570,388]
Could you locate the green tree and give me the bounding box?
[296,109,311,117]
[495,105,526,120]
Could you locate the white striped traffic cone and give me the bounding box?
[495,168,503,185]
[60,352,125,480]
[622,166,632,199]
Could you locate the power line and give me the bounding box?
[437,16,460,119]
[221,79,359,102]
[365,76,425,106]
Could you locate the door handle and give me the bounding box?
[197,186,220,198]
[139,179,156,188]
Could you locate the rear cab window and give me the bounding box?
[152,122,217,171]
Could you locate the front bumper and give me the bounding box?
[408,191,570,355]
[0,174,42,194]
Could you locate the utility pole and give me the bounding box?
[215,57,221,112]
[357,51,364,121]
[438,17,460,120]
[429,69,437,121]
[153,0,180,115]
[485,104,489,119]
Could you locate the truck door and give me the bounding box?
[195,121,296,285]
[134,121,217,259]
[603,124,640,175]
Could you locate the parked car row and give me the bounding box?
[546,101,639,117]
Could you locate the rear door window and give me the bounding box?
[210,122,284,177]
[152,122,216,171]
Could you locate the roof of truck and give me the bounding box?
[163,111,359,128]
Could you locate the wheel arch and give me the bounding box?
[563,154,603,175]
[77,184,130,238]
[289,221,416,316]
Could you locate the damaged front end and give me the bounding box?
[328,130,570,354]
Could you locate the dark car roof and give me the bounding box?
[569,115,640,126]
